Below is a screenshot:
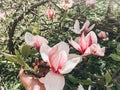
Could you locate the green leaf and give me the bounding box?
[80,79,94,85]
[13,83,21,90]
[32,22,40,34]
[105,71,112,85]
[15,50,31,70]
[116,44,120,55]
[21,44,31,58]
[68,75,79,84]
[4,53,17,63]
[110,54,120,61]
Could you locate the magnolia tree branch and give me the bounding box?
[7,0,49,53]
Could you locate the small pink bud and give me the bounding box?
[98,31,107,39]
[45,7,55,19]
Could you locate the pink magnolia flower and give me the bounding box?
[69,31,105,56]
[25,32,48,52]
[18,68,45,90]
[71,20,95,35]
[86,0,96,8]
[45,7,55,19]
[40,42,82,90]
[57,0,74,10]
[98,31,109,41]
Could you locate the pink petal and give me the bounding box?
[36,35,48,45]
[18,68,45,90]
[80,20,90,32]
[59,54,82,74]
[78,34,87,53]
[44,71,65,90]
[83,47,92,56]
[25,32,34,46]
[69,38,81,51]
[86,31,97,44]
[49,50,67,73]
[78,84,84,90]
[71,20,81,34]
[90,44,105,56]
[40,44,51,62]
[56,41,69,54]
[88,24,95,32]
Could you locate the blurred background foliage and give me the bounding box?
[0,0,120,90]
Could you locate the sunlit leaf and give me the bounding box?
[21,44,31,58]
[80,79,94,85]
[68,75,79,84]
[4,53,17,63]
[110,54,120,61]
[105,71,112,85]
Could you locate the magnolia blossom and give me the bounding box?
[69,31,105,56]
[18,68,45,90]
[45,7,55,19]
[78,84,91,90]
[40,42,82,90]
[25,32,48,52]
[0,12,5,20]
[98,31,109,41]
[71,20,95,35]
[57,0,74,10]
[86,0,96,8]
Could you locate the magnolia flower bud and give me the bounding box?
[98,31,109,41]
[45,7,55,19]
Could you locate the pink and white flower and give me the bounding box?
[45,7,55,19]
[57,0,74,10]
[25,32,48,52]
[40,42,82,90]
[18,68,45,90]
[86,0,96,8]
[69,31,105,56]
[71,20,95,35]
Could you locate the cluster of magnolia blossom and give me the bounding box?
[45,0,96,19]
[18,19,106,90]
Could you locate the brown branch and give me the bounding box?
[7,0,49,54]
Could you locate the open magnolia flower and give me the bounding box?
[57,0,74,10]
[71,20,95,35]
[86,0,96,8]
[25,32,48,52]
[69,31,105,56]
[18,68,45,90]
[40,42,82,90]
[45,7,55,19]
